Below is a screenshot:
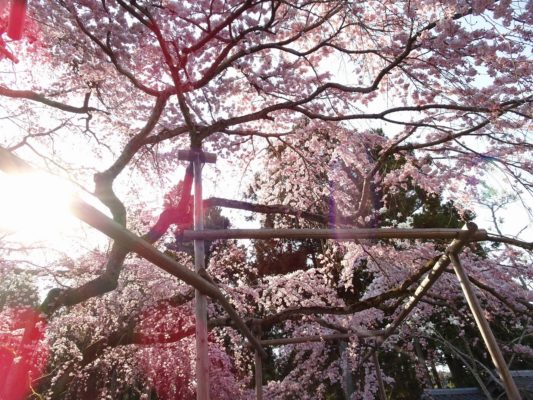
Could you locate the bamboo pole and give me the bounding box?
[182,228,488,242]
[449,253,521,400]
[193,154,210,400]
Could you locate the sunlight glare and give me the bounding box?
[0,172,76,241]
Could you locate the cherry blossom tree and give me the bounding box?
[0,0,532,398]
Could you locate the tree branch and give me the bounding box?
[0,85,100,114]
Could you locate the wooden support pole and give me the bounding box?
[255,350,263,400]
[182,228,488,242]
[187,150,216,400]
[340,340,355,398]
[252,321,264,400]
[178,150,217,164]
[449,253,522,400]
[373,352,387,400]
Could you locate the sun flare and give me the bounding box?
[0,172,76,241]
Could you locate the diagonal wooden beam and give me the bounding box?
[361,223,479,363]
[449,253,521,400]
[385,223,479,335]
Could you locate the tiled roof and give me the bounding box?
[421,370,533,400]
[421,387,485,400]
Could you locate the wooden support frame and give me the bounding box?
[178,149,217,164]
[0,147,523,398]
[252,321,264,400]
[360,225,521,398]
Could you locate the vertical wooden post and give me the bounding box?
[252,320,263,400]
[193,153,210,400]
[178,149,215,400]
[449,253,521,400]
[180,149,216,400]
[255,350,263,400]
[372,352,387,400]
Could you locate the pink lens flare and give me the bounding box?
[0,307,48,400]
[7,0,27,40]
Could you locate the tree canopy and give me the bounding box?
[0,0,532,399]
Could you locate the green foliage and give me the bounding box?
[379,350,423,399]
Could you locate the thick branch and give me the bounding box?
[93,94,169,224]
[69,5,163,97]
[443,269,533,314]
[259,256,439,330]
[101,94,169,180]
[485,233,533,251]
[144,163,194,242]
[204,196,332,225]
[0,85,99,114]
[41,245,127,315]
